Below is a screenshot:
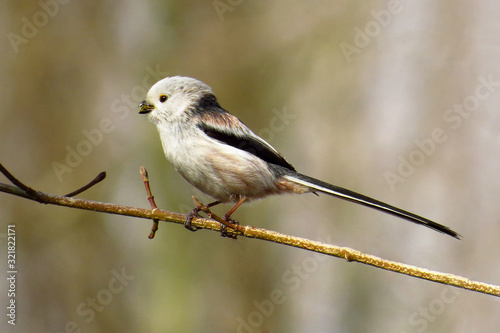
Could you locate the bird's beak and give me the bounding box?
[139,101,155,114]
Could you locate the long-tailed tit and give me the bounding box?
[139,76,460,239]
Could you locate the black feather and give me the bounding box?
[192,94,296,172]
[198,122,296,171]
[191,94,222,115]
[288,171,461,239]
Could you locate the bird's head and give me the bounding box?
[139,76,214,123]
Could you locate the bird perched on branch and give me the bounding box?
[139,76,460,239]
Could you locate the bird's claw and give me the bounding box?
[184,208,200,231]
[220,219,239,239]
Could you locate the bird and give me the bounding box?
[139,76,460,239]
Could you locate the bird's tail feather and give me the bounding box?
[284,173,461,239]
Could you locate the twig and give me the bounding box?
[0,162,105,200]
[0,163,499,298]
[0,163,37,197]
[139,166,159,239]
[64,172,106,197]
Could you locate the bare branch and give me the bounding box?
[0,163,499,298]
[64,171,107,197]
[0,163,37,197]
[139,166,160,239]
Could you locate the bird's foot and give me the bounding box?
[184,207,201,231]
[188,197,239,238]
[219,218,239,239]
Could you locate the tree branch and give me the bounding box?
[64,171,106,197]
[139,166,160,239]
[1,163,499,298]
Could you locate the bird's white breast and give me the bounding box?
[155,120,279,202]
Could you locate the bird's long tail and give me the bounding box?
[284,173,461,239]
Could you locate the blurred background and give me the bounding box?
[1,1,500,332]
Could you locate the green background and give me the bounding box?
[1,1,499,332]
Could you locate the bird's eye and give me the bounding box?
[159,95,168,103]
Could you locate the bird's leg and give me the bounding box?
[186,196,246,238]
[218,197,246,238]
[185,198,221,231]
[223,197,246,222]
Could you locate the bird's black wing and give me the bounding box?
[197,118,296,172]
